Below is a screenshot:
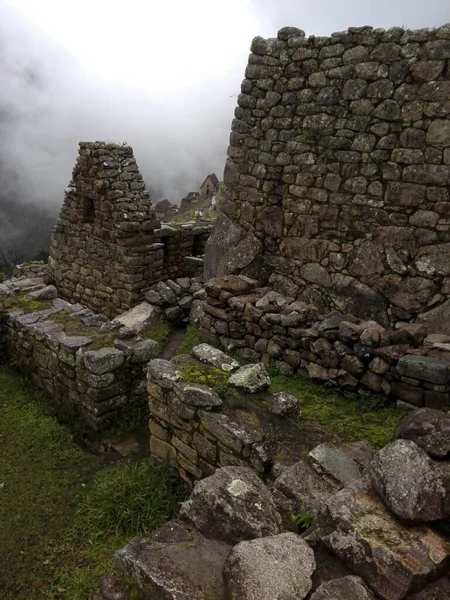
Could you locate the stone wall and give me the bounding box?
[47,142,211,318]
[206,23,450,331]
[198,275,450,411]
[0,273,158,430]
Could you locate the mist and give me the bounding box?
[0,0,448,259]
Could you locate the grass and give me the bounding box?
[140,319,173,346]
[175,324,200,355]
[3,292,53,312]
[0,365,189,600]
[270,374,409,448]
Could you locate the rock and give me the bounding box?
[407,575,450,599]
[272,460,340,519]
[331,274,389,327]
[204,213,247,279]
[179,466,282,544]
[183,385,223,408]
[395,407,450,458]
[268,392,299,416]
[98,572,130,600]
[81,348,124,375]
[396,355,450,385]
[368,439,450,522]
[147,359,182,389]
[418,300,450,335]
[0,283,12,297]
[223,533,315,600]
[114,521,231,600]
[113,302,161,332]
[309,442,372,487]
[310,576,374,600]
[205,275,258,298]
[143,289,164,306]
[318,478,450,600]
[156,281,178,305]
[191,343,239,371]
[229,363,271,393]
[28,285,58,301]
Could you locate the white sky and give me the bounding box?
[1,0,449,207]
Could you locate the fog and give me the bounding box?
[0,0,448,229]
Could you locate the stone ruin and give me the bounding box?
[47,141,211,318]
[206,23,450,332]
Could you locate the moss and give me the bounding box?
[3,292,53,313]
[177,364,229,389]
[270,374,409,448]
[175,324,200,355]
[140,319,173,344]
[49,312,117,350]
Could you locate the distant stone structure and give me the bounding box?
[206,24,450,332]
[154,198,175,219]
[200,173,219,198]
[47,142,212,317]
[180,191,199,211]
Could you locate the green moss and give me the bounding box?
[140,319,173,344]
[175,325,200,355]
[3,292,53,313]
[270,374,408,448]
[177,364,229,389]
[0,365,189,600]
[49,312,117,350]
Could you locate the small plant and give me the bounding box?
[289,506,317,531]
[267,360,280,377]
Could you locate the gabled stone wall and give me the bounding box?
[207,23,450,332]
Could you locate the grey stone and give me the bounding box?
[229,363,271,393]
[199,410,263,455]
[310,576,374,600]
[330,274,389,326]
[183,385,223,408]
[418,300,450,335]
[98,572,130,600]
[113,303,161,332]
[147,359,182,389]
[397,355,450,384]
[144,289,164,306]
[179,466,282,544]
[223,533,315,600]
[81,347,124,375]
[318,477,450,600]
[368,439,450,521]
[309,442,368,487]
[28,285,58,301]
[191,343,239,371]
[269,392,299,416]
[395,407,450,458]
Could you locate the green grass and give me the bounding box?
[3,292,53,312]
[0,365,189,600]
[270,374,408,448]
[140,319,173,345]
[175,324,200,355]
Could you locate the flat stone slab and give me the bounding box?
[191,343,239,371]
[397,355,450,385]
[318,477,450,600]
[111,438,139,457]
[113,302,161,332]
[309,442,368,487]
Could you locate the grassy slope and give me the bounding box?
[0,365,188,600]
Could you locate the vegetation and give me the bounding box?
[270,374,408,448]
[139,319,173,347]
[0,365,189,600]
[175,324,200,355]
[289,506,317,532]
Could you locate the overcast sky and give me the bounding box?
[1,0,449,210]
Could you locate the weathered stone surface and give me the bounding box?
[331,275,389,326]
[223,533,315,600]
[114,522,231,600]
[268,392,299,416]
[318,478,450,600]
[310,576,374,600]
[179,466,282,544]
[191,343,239,372]
[183,385,223,408]
[81,347,124,375]
[229,363,271,393]
[28,285,58,301]
[397,355,450,385]
[204,213,247,279]
[309,442,371,487]
[113,302,161,332]
[199,410,263,455]
[395,407,450,458]
[147,359,182,389]
[98,572,130,600]
[369,440,450,522]
[418,300,450,335]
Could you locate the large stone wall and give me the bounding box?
[47,142,211,318]
[206,23,450,332]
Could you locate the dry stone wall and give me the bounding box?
[198,275,450,411]
[207,23,450,332]
[47,142,211,318]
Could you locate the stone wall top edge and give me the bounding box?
[251,22,450,53]
[78,141,133,151]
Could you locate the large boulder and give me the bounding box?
[368,440,450,522]
[114,521,231,600]
[310,576,374,600]
[229,363,271,393]
[223,532,315,600]
[317,478,450,600]
[395,408,450,459]
[179,466,282,544]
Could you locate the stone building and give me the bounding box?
[153,199,175,219]
[47,142,212,317]
[180,191,199,211]
[205,24,450,331]
[200,173,219,198]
